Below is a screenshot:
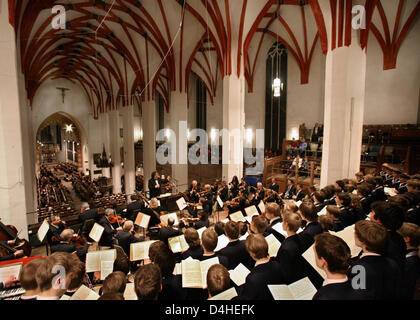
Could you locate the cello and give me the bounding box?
[0,218,32,258]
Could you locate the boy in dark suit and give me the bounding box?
[292,184,306,202]
[239,234,285,300]
[181,228,204,260]
[348,220,401,300]
[313,233,369,300]
[219,221,253,270]
[134,264,162,300]
[298,201,323,252]
[397,222,420,300]
[263,202,285,242]
[198,229,229,268]
[207,264,233,299]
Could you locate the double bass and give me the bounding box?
[0,218,32,258]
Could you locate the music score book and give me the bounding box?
[100,260,114,280]
[384,187,397,197]
[258,201,265,214]
[160,213,179,226]
[330,225,359,257]
[294,200,302,207]
[37,219,50,242]
[216,195,224,208]
[0,262,22,283]
[134,212,151,229]
[229,211,246,223]
[181,257,219,289]
[88,223,105,243]
[229,263,250,286]
[268,277,317,300]
[70,285,100,300]
[318,206,327,216]
[244,205,259,217]
[176,197,187,210]
[208,287,238,300]
[214,234,229,252]
[265,234,282,257]
[130,240,157,261]
[168,234,189,254]
[302,245,327,280]
[85,249,116,273]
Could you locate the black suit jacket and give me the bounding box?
[148,178,162,198]
[198,252,230,269]
[348,255,401,300]
[181,245,204,260]
[79,209,98,224]
[239,260,286,300]
[294,190,306,201]
[313,281,371,300]
[159,274,188,301]
[263,218,286,243]
[298,221,323,252]
[218,240,253,270]
[98,216,117,247]
[275,234,306,284]
[115,230,142,257]
[283,185,296,199]
[400,250,420,300]
[270,183,279,193]
[126,201,144,220]
[158,226,183,245]
[50,242,88,262]
[385,231,407,272]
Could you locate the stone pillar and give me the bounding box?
[109,110,122,194]
[0,0,28,238]
[142,100,156,192]
[122,105,136,195]
[320,2,366,187]
[222,75,245,182]
[169,92,188,190]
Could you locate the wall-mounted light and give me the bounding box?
[65,124,73,133]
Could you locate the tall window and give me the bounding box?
[265,42,287,155]
[196,78,207,131]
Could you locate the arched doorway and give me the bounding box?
[36,112,83,169]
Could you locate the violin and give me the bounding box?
[108,214,126,225]
[70,234,88,251]
[0,218,31,258]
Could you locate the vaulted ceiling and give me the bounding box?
[9,0,420,119]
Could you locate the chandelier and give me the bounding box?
[272,40,284,97]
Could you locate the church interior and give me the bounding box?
[0,0,419,301]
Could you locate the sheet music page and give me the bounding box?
[239,232,249,241]
[0,263,22,283]
[288,277,317,300]
[123,283,137,300]
[265,234,281,257]
[217,196,224,208]
[130,240,156,261]
[244,206,259,217]
[229,211,246,223]
[272,222,288,237]
[268,284,294,300]
[294,200,302,207]
[200,257,219,289]
[228,263,250,286]
[208,287,238,300]
[258,201,265,214]
[135,212,150,229]
[197,227,207,239]
[100,260,114,280]
[215,234,229,252]
[384,187,397,197]
[318,206,327,216]
[85,251,101,273]
[302,245,327,280]
[88,223,104,243]
[181,259,202,288]
[173,263,182,275]
[176,197,187,210]
[70,285,100,300]
[168,236,182,254]
[37,219,50,242]
[161,213,179,226]
[60,295,71,300]
[331,225,359,257]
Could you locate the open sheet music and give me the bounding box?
[229,211,246,223]
[134,212,151,229]
[85,249,116,273]
[100,260,114,280]
[294,200,302,207]
[258,201,265,214]
[37,219,50,242]
[217,196,224,208]
[244,206,259,217]
[318,206,327,216]
[214,234,229,252]
[70,285,100,300]
[265,234,282,257]
[384,187,397,197]
[176,197,187,210]
[229,263,250,286]
[168,234,189,254]
[88,223,105,243]
[130,240,157,261]
[181,257,219,289]
[123,283,137,300]
[268,277,317,300]
[330,225,360,257]
[208,287,238,300]
[160,213,179,226]
[302,245,327,280]
[0,262,22,283]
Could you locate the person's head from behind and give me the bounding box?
[245,234,269,262]
[80,202,89,212]
[370,201,404,232]
[102,271,127,295]
[238,221,248,237]
[397,222,420,250]
[122,220,134,233]
[264,202,281,221]
[149,241,176,278]
[113,254,130,275]
[313,191,325,204]
[314,233,351,275]
[20,258,46,295]
[298,201,318,223]
[184,228,201,248]
[35,252,77,297]
[214,222,225,236]
[336,192,351,207]
[224,221,240,241]
[167,217,175,227]
[66,257,86,292]
[354,220,388,254]
[134,264,161,300]
[326,205,341,220]
[250,215,268,234]
[201,228,219,253]
[282,211,302,234]
[207,264,231,298]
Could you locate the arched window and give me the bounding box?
[265,42,287,155]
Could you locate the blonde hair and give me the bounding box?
[150,198,159,209]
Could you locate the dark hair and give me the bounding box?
[337,193,351,207]
[251,215,269,234]
[225,221,240,240]
[299,201,318,222]
[246,234,268,260]
[388,195,410,213]
[357,183,372,198]
[184,228,201,247]
[355,220,388,254]
[314,233,351,274]
[371,201,404,232]
[134,264,161,300]
[201,229,219,252]
[214,222,225,236]
[238,221,248,237]
[313,191,326,203]
[149,241,176,278]
[113,254,130,275]
[207,264,231,297]
[102,271,127,294]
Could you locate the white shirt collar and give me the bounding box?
[360,252,381,259]
[323,276,348,287]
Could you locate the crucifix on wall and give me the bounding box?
[56,87,70,103]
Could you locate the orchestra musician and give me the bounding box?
[227,188,248,214]
[0,240,24,261]
[46,214,66,247]
[281,178,296,200]
[51,229,89,262]
[148,171,162,198]
[229,176,239,199]
[217,181,229,203]
[142,198,164,228]
[270,178,280,193]
[98,209,122,247]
